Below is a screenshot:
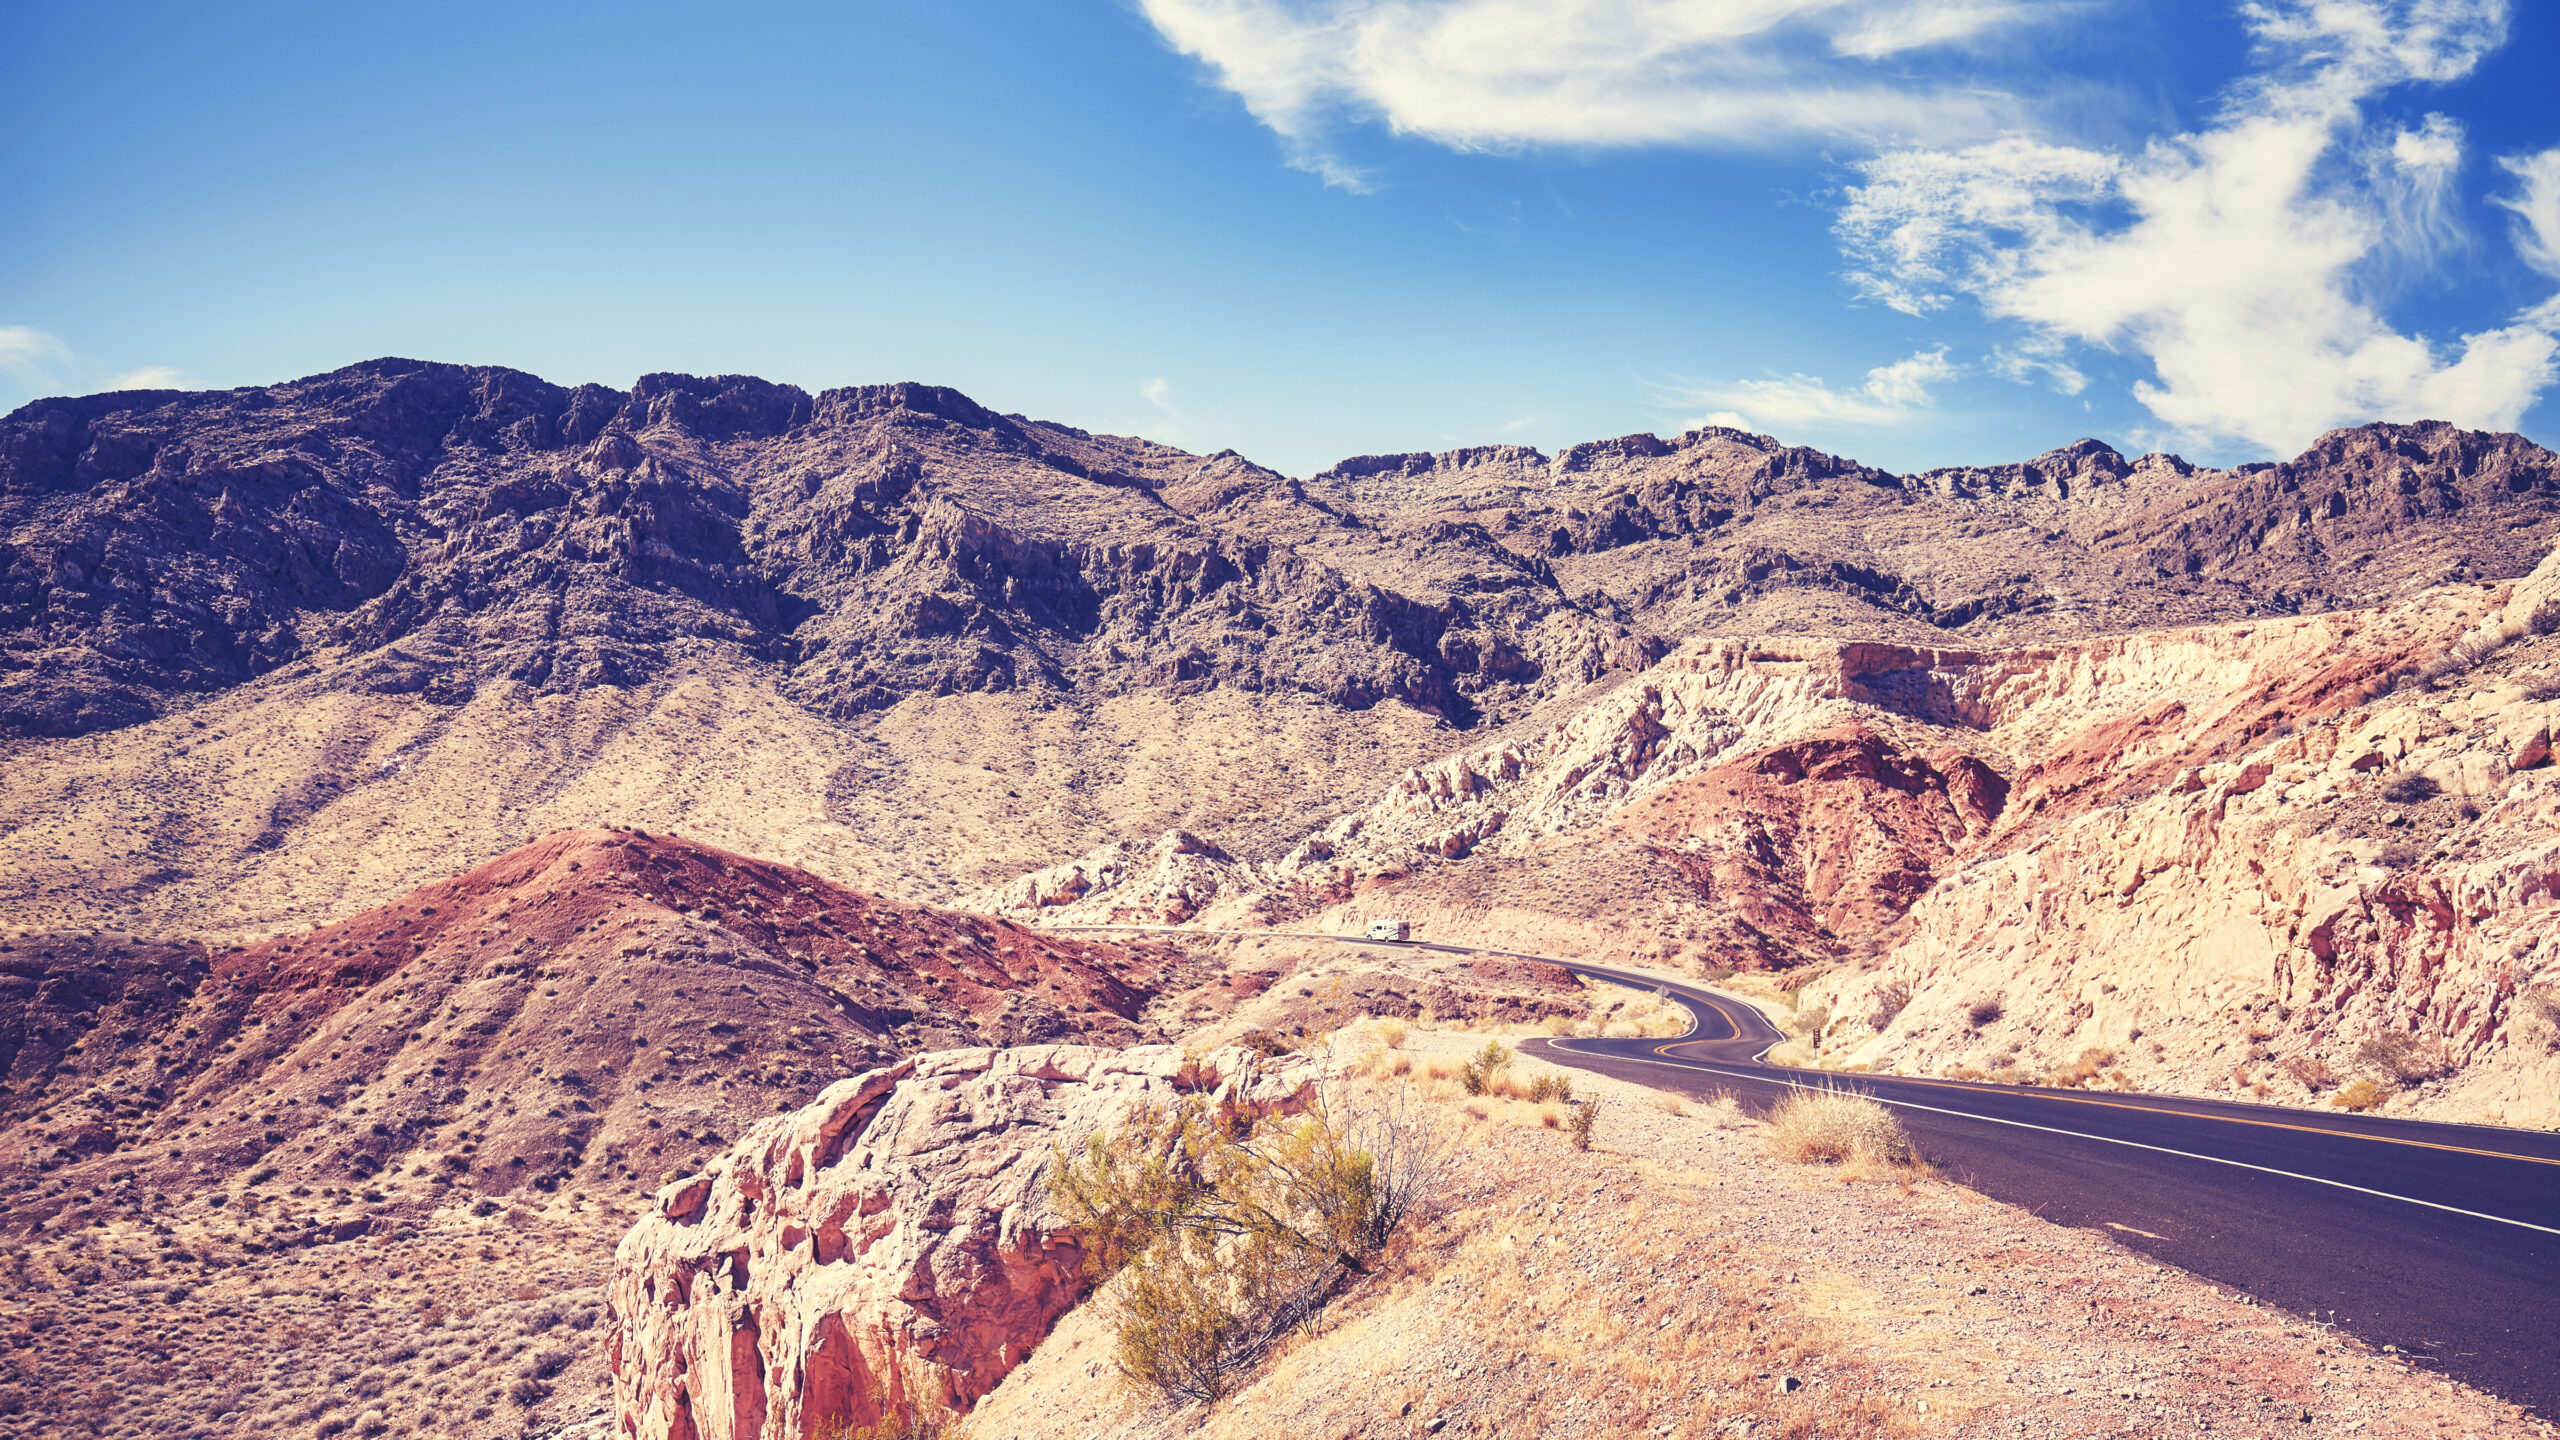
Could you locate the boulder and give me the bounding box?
[607,1042,1315,1440]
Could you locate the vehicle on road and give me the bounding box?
[1364,919,1411,942]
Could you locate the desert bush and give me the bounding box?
[2355,1030,2451,1083]
[1965,995,2003,1028]
[1763,1087,1914,1168]
[1458,1041,1512,1097]
[2051,1047,2115,1088]
[506,1377,549,1408]
[1235,1028,1293,1059]
[1053,1080,1447,1401]
[1374,1020,1408,1050]
[1567,1096,1604,1152]
[1702,1093,1749,1129]
[2282,1053,2339,1092]
[2382,773,2440,805]
[1524,1072,1573,1103]
[1867,980,1913,1031]
[2332,1079,2390,1112]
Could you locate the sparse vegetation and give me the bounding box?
[2355,1030,2451,1083]
[1867,980,1913,1031]
[1965,995,2004,1028]
[2050,1047,2117,1088]
[1458,1040,1513,1096]
[2282,1053,2339,1092]
[2332,1078,2391,1112]
[2382,772,2441,805]
[1763,1086,1916,1172]
[1567,1096,1603,1151]
[1053,1080,1448,1402]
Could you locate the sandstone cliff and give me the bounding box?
[608,1042,1315,1440]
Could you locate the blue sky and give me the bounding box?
[3,0,2556,474]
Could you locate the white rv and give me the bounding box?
[1365,919,1411,942]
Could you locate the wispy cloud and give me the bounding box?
[2496,147,2560,280]
[1665,346,1958,431]
[0,325,185,401]
[105,366,186,391]
[1835,0,2558,455]
[0,325,69,376]
[1135,0,2050,186]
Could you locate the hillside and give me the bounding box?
[6,363,2559,949]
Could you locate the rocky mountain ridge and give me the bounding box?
[8,359,2556,744]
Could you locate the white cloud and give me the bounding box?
[0,326,185,400]
[105,366,185,391]
[1836,0,2558,455]
[1136,0,2045,185]
[0,325,68,376]
[2495,147,2560,279]
[1141,376,1175,412]
[1669,345,1958,430]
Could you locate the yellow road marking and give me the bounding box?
[1569,967,2560,1172]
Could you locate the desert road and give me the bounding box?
[1535,958,2560,1422]
[1050,925,2560,1417]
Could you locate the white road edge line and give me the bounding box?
[1543,1044,2560,1239]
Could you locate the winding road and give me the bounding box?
[1055,925,2560,1417]
[1537,958,2560,1422]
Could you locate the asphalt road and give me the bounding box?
[1529,959,2560,1421]
[1055,923,2560,1414]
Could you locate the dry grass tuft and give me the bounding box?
[1764,1086,1916,1172]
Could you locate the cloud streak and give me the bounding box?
[1667,346,1958,431]
[1136,0,2051,186]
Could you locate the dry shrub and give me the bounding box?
[1374,1019,1409,1050]
[1867,980,1913,1032]
[1567,1096,1603,1151]
[813,1386,947,1440]
[2050,1047,2114,1088]
[2332,1079,2391,1112]
[2355,1030,2451,1083]
[2382,772,2440,805]
[1653,1093,1687,1117]
[2282,1053,2339,1092]
[1053,1081,1449,1402]
[1702,1093,1750,1129]
[1764,1087,1914,1169]
[1965,995,2003,1028]
[1458,1042,1512,1097]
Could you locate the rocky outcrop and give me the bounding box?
[964,828,1251,925]
[607,1042,1317,1439]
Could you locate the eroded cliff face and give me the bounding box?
[970,567,2559,1121]
[607,1043,1316,1440]
[1800,559,2560,1125]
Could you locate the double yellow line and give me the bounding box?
[1634,979,2560,1171]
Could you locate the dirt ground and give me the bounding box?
[964,1027,2549,1439]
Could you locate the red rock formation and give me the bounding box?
[608,1043,1314,1440]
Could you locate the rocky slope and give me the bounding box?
[976,566,2560,1124]
[7,362,2558,942]
[0,827,1182,1230]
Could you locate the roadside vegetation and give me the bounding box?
[1762,1085,1927,1180]
[1052,1075,1448,1401]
